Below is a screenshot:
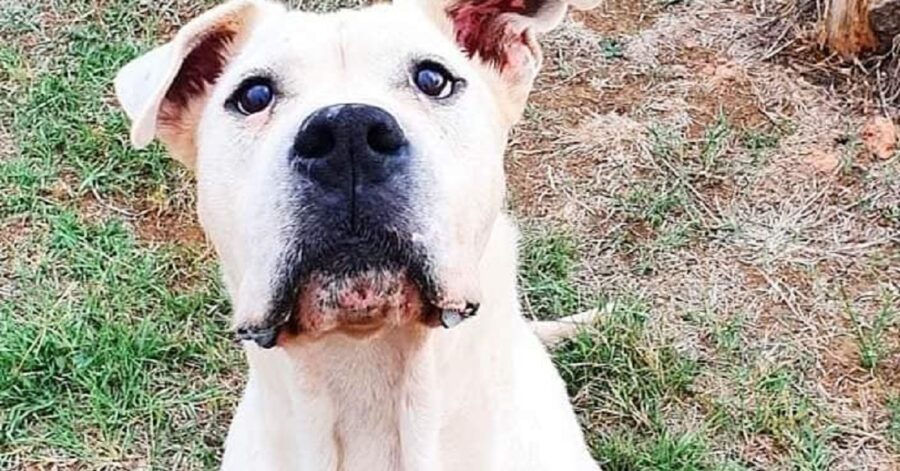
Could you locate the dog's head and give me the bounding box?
[115,0,595,346]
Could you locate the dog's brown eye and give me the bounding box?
[414,62,455,99]
[232,79,274,115]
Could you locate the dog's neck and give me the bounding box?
[235,217,522,470]
[277,327,438,470]
[242,297,507,471]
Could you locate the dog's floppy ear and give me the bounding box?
[114,0,282,167]
[407,0,600,119]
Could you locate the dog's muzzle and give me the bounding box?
[233,104,479,349]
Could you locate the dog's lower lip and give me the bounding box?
[439,302,479,328]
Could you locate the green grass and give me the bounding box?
[610,125,696,273]
[554,299,712,468]
[746,367,816,443]
[519,227,593,320]
[0,211,239,468]
[596,430,711,471]
[845,291,898,371]
[699,114,731,172]
[565,301,836,470]
[889,396,900,453]
[617,183,687,229]
[739,125,784,165]
[0,1,241,468]
[599,38,625,60]
[792,426,833,471]
[685,309,746,358]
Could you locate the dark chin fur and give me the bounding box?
[265,226,438,331]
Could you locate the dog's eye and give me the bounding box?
[232,79,274,115]
[413,62,456,99]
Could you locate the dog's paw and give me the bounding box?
[531,309,600,346]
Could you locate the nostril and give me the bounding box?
[294,122,335,159]
[367,122,405,155]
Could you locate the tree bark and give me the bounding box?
[820,0,900,57]
[820,0,878,57]
[870,0,900,46]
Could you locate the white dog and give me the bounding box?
[115,0,599,468]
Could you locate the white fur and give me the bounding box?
[114,0,601,469]
[221,217,598,470]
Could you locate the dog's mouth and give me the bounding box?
[295,268,429,333]
[235,233,479,349]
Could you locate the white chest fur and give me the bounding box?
[220,218,597,471]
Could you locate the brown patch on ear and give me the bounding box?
[444,0,555,124]
[157,29,238,165]
[164,30,236,108]
[448,0,543,68]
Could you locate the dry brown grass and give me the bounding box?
[512,0,899,467]
[759,0,900,111]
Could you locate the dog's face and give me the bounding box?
[116,0,594,345]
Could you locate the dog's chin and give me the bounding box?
[292,268,432,338]
[236,234,480,348]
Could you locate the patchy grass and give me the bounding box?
[0,1,240,468]
[555,299,705,467]
[0,212,237,469]
[596,430,711,471]
[519,228,594,320]
[845,291,898,371]
[739,125,785,165]
[557,296,836,469]
[889,397,900,454]
[511,0,899,468]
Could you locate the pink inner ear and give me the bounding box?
[448,0,540,67]
[164,30,236,108]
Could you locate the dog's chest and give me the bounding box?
[291,332,441,471]
[328,371,404,470]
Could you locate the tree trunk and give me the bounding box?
[821,0,878,57]
[870,0,900,46]
[820,0,900,57]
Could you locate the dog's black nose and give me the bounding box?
[292,104,408,187]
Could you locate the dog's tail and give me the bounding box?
[531,309,600,347]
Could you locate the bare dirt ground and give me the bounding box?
[512,0,899,468]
